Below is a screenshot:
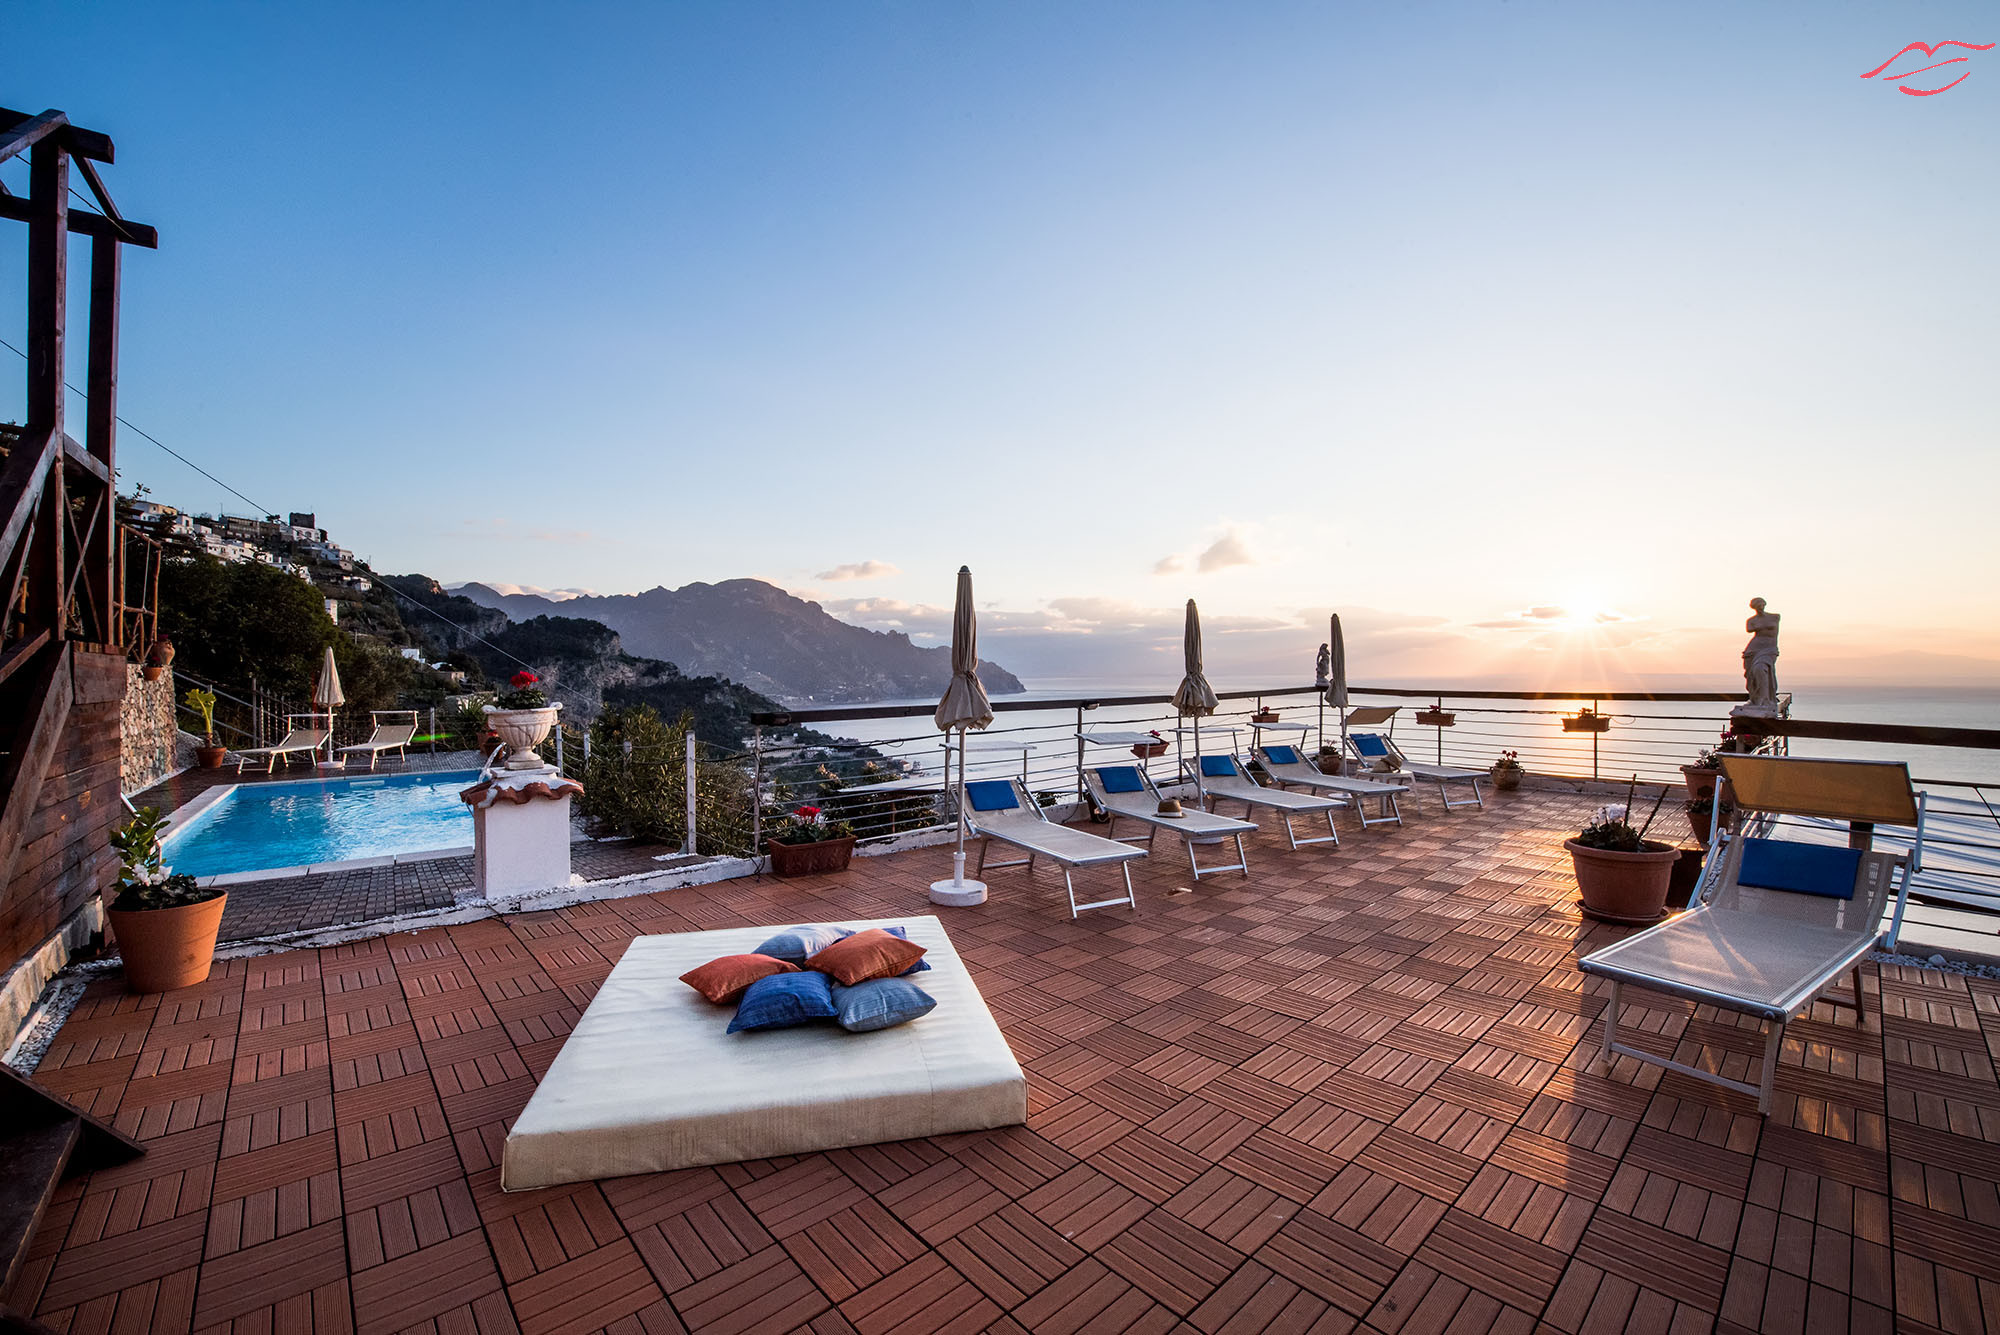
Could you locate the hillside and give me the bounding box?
[455,578,1025,706]
[382,577,777,744]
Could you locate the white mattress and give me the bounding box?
[500,915,1026,1190]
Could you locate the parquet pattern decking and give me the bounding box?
[17,790,2000,1334]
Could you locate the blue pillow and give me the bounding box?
[964,780,1018,812]
[830,977,937,1033]
[1265,745,1299,765]
[1353,734,1391,757]
[1199,755,1237,778]
[752,924,846,965]
[1738,838,1861,900]
[1097,766,1146,794]
[835,924,929,975]
[728,971,838,1032]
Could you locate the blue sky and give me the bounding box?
[6,2,1996,686]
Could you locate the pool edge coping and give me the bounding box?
[197,844,479,888]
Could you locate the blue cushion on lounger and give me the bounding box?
[752,924,846,965]
[1352,733,1391,758]
[727,970,838,1032]
[1097,766,1146,794]
[964,780,1019,812]
[1264,745,1300,765]
[1199,755,1238,778]
[835,924,929,975]
[1737,838,1861,900]
[830,977,937,1033]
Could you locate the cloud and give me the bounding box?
[1155,528,1258,576]
[474,582,597,601]
[815,560,899,582]
[1197,532,1256,573]
[1471,604,1638,630]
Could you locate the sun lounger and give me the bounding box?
[1252,744,1408,828]
[963,779,1144,917]
[1346,732,1485,809]
[233,717,330,772]
[336,710,418,770]
[1084,765,1257,881]
[1579,755,1927,1115]
[1192,753,1339,849]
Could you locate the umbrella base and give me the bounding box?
[929,879,988,907]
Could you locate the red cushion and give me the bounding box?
[679,953,799,1005]
[805,929,928,986]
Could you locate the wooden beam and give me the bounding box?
[0,109,67,167]
[0,628,51,690]
[0,107,112,162]
[88,234,120,642]
[25,138,67,437]
[0,427,58,560]
[0,195,158,248]
[1730,714,2000,752]
[0,641,75,895]
[60,434,110,486]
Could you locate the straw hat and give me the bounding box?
[1155,797,1185,818]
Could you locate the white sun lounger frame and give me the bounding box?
[1190,753,1339,850]
[964,779,1143,918]
[1250,745,1408,828]
[1346,732,1485,810]
[336,710,420,770]
[1083,766,1256,881]
[234,714,331,773]
[1579,756,1927,1115]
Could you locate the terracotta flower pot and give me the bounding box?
[1681,765,1721,800]
[1490,764,1523,792]
[1415,710,1455,727]
[1251,711,1279,724]
[1564,838,1678,925]
[767,836,857,878]
[108,893,228,993]
[142,635,175,682]
[1132,742,1168,760]
[196,745,228,770]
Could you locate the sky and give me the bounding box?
[6,2,1997,690]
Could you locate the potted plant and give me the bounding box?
[1414,707,1455,727]
[766,804,858,877]
[142,632,175,682]
[185,686,227,769]
[1681,730,1747,802]
[106,807,227,992]
[1563,779,1679,924]
[1131,730,1168,760]
[1562,708,1611,733]
[1250,708,1280,724]
[1684,792,1736,849]
[484,670,561,770]
[1489,750,1524,791]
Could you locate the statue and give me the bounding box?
[1741,597,1781,713]
[1314,643,1331,688]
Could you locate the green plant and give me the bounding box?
[1573,776,1671,852]
[765,804,856,845]
[109,807,222,912]
[1492,749,1522,770]
[184,686,219,743]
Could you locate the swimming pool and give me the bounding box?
[164,769,482,878]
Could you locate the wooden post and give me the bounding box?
[87,233,120,644]
[25,137,66,439]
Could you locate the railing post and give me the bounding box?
[1592,697,1600,781]
[428,705,435,755]
[751,725,764,856]
[685,732,698,856]
[555,723,565,775]
[1075,705,1085,803]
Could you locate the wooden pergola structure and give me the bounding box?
[0,108,156,1329]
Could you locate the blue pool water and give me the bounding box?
[164,769,482,877]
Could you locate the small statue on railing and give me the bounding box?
[1739,597,1782,715]
[1314,642,1331,688]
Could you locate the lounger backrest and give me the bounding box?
[1198,754,1240,779]
[1093,766,1148,795]
[274,728,329,749]
[1259,745,1302,768]
[370,723,418,746]
[964,780,1020,812]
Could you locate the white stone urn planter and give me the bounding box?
[484,703,562,770]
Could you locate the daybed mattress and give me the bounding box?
[500,914,1025,1190]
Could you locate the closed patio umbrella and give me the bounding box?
[313,645,344,767]
[1325,613,1348,771]
[931,566,995,907]
[1172,599,1218,793]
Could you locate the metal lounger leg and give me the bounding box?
[1599,981,1620,1064]
[1756,1020,1783,1116]
[1851,966,1867,1020]
[1280,812,1297,850]
[1235,832,1249,877]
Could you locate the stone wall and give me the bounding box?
[121,663,180,794]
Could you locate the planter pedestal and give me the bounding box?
[460,766,581,897]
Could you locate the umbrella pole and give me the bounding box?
[953,727,967,888]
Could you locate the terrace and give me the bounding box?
[14,788,1999,1335]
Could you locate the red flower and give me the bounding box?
[795,805,822,819]
[511,670,539,689]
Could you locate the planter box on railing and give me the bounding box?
[768,836,857,878]
[1414,710,1455,727]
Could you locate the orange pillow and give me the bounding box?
[680,954,799,1005]
[805,929,927,986]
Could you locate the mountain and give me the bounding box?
[382,577,776,744]
[453,578,1026,706]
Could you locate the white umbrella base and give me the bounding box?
[929,879,988,907]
